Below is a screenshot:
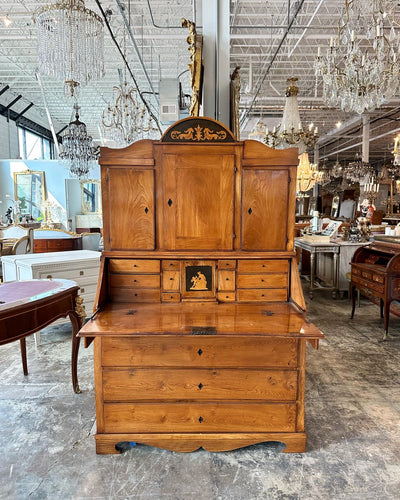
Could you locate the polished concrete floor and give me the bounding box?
[1,284,400,500]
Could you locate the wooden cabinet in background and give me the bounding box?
[79,117,323,455]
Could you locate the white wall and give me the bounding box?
[0,159,100,229]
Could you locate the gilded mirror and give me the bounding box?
[81,179,102,214]
[14,170,46,219]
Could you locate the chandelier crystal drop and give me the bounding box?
[314,0,400,114]
[59,104,99,179]
[102,80,159,148]
[264,78,318,153]
[35,0,105,97]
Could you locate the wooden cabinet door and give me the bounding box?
[107,168,155,250]
[163,154,235,250]
[241,168,289,251]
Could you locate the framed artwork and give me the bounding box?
[181,260,216,300]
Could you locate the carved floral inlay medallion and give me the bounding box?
[171,125,227,141]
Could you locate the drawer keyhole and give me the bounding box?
[198,416,204,423]
[170,277,174,280]
[248,208,252,215]
[226,278,229,281]
[144,207,149,214]
[198,383,203,390]
[197,348,203,356]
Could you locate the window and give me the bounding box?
[18,127,53,160]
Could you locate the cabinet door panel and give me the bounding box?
[242,169,289,251]
[163,154,235,250]
[107,168,155,250]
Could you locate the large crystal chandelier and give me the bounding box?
[35,0,104,97]
[314,0,399,114]
[344,153,373,184]
[102,73,158,148]
[59,104,99,178]
[296,152,323,195]
[264,78,318,154]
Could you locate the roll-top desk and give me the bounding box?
[351,237,400,339]
[79,117,324,454]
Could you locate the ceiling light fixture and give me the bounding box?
[59,104,99,179]
[296,152,323,195]
[264,78,318,154]
[35,0,105,97]
[3,15,12,27]
[315,0,399,114]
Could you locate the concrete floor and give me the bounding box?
[1,284,400,500]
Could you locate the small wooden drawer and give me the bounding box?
[373,274,384,284]
[361,270,373,280]
[218,270,236,291]
[109,288,161,303]
[109,274,160,289]
[103,402,297,433]
[218,260,236,270]
[237,273,287,289]
[162,260,180,270]
[352,268,361,276]
[370,282,384,294]
[101,336,299,368]
[237,288,287,302]
[102,368,298,401]
[109,259,160,274]
[162,292,181,302]
[238,260,288,273]
[162,271,181,291]
[217,292,235,302]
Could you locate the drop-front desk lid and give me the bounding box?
[79,302,323,340]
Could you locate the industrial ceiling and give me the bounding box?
[1,0,400,165]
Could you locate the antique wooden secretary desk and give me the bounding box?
[79,117,323,454]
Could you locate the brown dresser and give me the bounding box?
[79,117,323,455]
[351,237,400,339]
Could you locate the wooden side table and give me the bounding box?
[0,279,86,393]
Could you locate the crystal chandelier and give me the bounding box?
[59,104,99,179]
[35,0,104,97]
[296,152,323,195]
[314,0,400,114]
[264,78,318,153]
[102,74,158,148]
[344,153,373,184]
[248,118,267,142]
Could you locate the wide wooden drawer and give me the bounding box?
[237,273,288,289]
[352,276,384,294]
[109,288,161,302]
[100,336,299,368]
[109,259,160,274]
[102,368,298,401]
[109,274,160,288]
[103,402,297,433]
[361,270,373,280]
[238,260,288,273]
[218,270,236,291]
[237,289,287,302]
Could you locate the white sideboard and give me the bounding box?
[1,250,101,317]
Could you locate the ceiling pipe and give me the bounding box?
[146,0,202,29]
[239,0,306,126]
